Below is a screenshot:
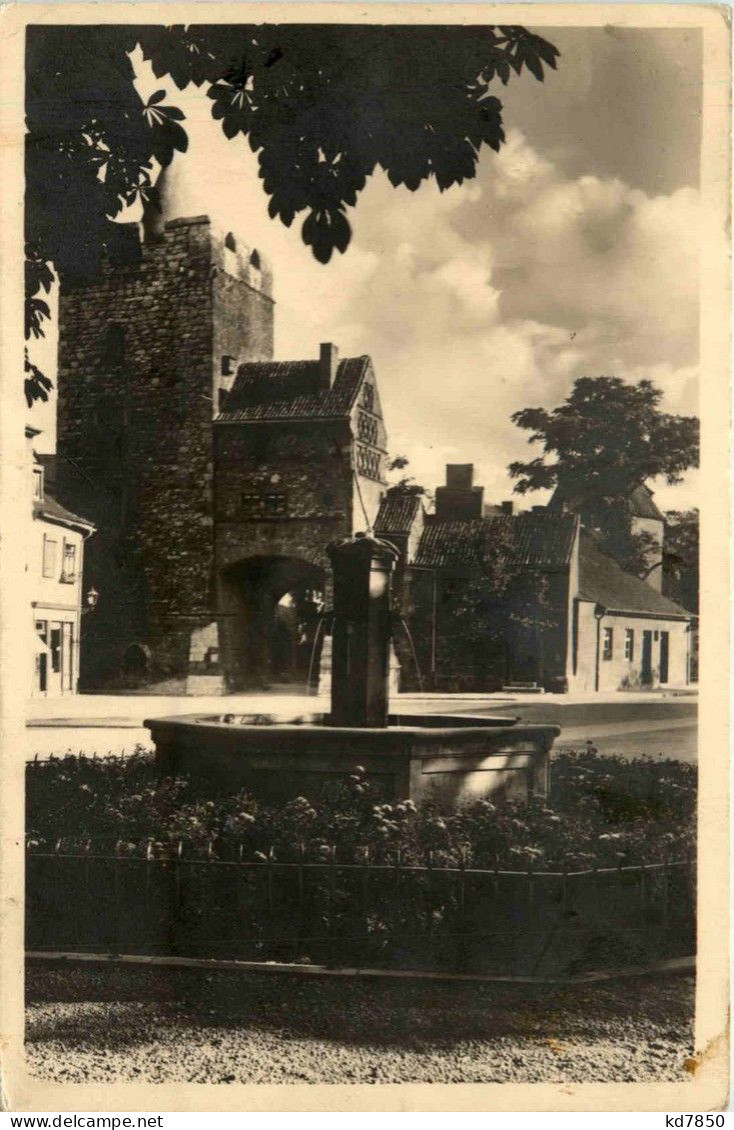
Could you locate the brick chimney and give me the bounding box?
[319,343,339,391]
[501,500,514,516]
[435,464,484,520]
[446,464,473,490]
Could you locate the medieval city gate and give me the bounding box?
[54,211,388,690]
[218,556,326,690]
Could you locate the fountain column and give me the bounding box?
[327,533,398,728]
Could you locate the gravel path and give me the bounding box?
[26,963,694,1086]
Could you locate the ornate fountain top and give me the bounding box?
[327,531,399,562]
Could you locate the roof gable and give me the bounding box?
[216,356,371,423]
[355,360,384,421]
[577,532,689,618]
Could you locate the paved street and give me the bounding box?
[428,697,698,762]
[554,719,695,761]
[25,689,697,763]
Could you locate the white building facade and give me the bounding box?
[27,428,95,696]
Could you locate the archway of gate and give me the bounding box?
[218,555,326,690]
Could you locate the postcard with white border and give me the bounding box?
[0,2,729,1113]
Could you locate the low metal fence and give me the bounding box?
[26,840,695,976]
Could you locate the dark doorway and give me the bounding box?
[122,642,151,682]
[219,556,326,690]
[61,622,73,691]
[659,630,669,684]
[35,620,48,693]
[641,630,653,686]
[36,652,47,693]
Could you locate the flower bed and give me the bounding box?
[27,747,696,870]
[26,749,696,974]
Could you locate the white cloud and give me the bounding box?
[329,129,700,510]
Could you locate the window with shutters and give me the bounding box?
[42,535,57,579]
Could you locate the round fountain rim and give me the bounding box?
[143,711,561,739]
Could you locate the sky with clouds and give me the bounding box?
[32,26,702,513]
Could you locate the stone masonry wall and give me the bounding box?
[214,419,355,574]
[213,419,358,687]
[56,216,274,687]
[212,232,274,411]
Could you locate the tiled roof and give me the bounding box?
[578,533,689,618]
[215,356,370,422]
[374,493,422,536]
[413,512,578,570]
[33,492,95,532]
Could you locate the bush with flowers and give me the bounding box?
[26,746,695,869]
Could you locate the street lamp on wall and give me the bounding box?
[593,603,607,693]
[83,586,99,614]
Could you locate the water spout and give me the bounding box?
[306,612,333,696]
[398,616,424,693]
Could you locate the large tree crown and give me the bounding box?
[508,376,699,500]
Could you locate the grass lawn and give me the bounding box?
[26,962,694,1086]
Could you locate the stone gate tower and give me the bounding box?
[55,215,389,691]
[56,215,275,688]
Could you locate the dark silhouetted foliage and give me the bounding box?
[508,377,699,571]
[385,455,433,501]
[509,377,699,498]
[663,509,699,612]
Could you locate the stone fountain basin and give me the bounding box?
[145,711,560,805]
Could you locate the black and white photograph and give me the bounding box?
[1,2,729,1112]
